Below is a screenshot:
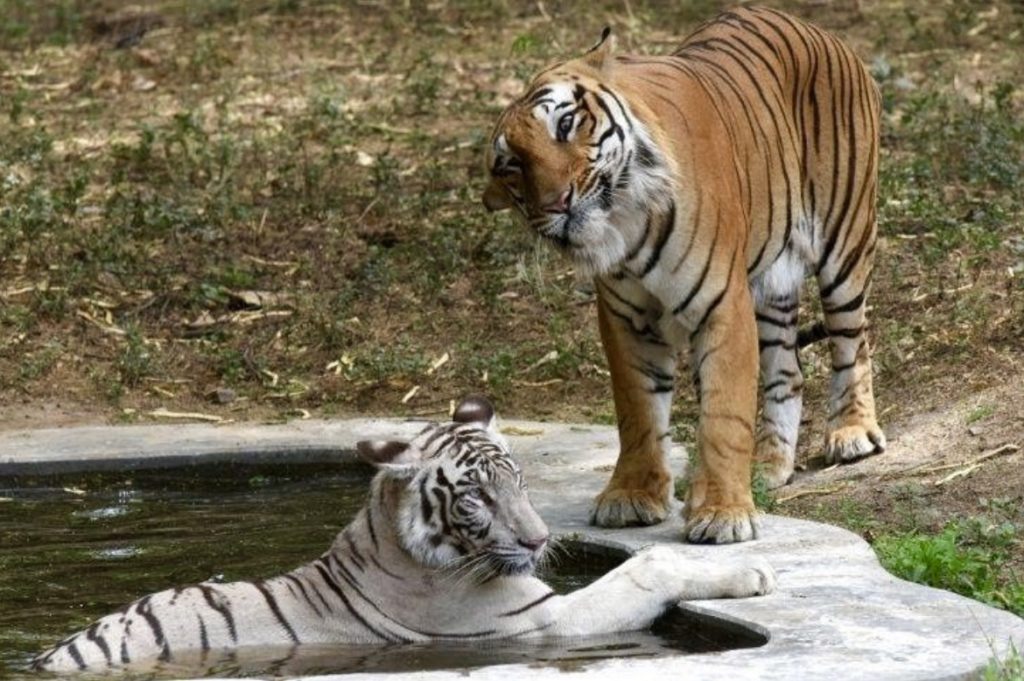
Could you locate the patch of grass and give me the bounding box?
[751,464,776,512]
[116,327,152,388]
[967,404,996,425]
[982,643,1024,681]
[874,517,1024,617]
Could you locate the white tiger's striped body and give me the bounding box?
[34,397,775,674]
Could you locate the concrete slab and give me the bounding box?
[2,418,1023,680]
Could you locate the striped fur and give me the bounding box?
[483,8,886,544]
[32,397,776,674]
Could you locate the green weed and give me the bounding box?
[967,405,996,425]
[982,643,1024,681]
[116,327,152,388]
[874,518,1024,616]
[751,463,777,512]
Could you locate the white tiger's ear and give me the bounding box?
[582,26,615,71]
[453,395,497,432]
[356,440,422,477]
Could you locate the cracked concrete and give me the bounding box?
[2,418,1023,680]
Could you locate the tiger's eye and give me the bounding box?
[557,112,574,141]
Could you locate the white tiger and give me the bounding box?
[33,396,775,673]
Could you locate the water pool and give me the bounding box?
[0,461,765,678]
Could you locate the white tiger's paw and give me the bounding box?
[629,545,689,584]
[824,423,885,464]
[725,558,777,598]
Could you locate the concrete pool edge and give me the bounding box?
[3,418,1023,680]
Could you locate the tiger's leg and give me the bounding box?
[817,214,885,464]
[682,271,760,544]
[590,293,676,528]
[539,546,775,637]
[752,259,806,489]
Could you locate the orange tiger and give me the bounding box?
[483,7,885,544]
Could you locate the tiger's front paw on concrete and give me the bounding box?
[728,557,777,597]
[824,423,885,465]
[590,487,670,528]
[682,504,760,544]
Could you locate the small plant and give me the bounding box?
[751,463,776,512]
[981,642,1024,681]
[967,404,995,425]
[117,326,152,388]
[874,518,1024,617]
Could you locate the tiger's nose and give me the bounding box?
[518,535,549,552]
[540,188,572,214]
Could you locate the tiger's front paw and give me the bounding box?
[682,504,760,544]
[725,557,777,598]
[824,422,885,464]
[590,487,670,528]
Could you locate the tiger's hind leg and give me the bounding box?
[752,252,806,489]
[816,214,885,464]
[590,292,676,528]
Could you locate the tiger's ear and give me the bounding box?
[582,26,615,71]
[453,395,497,431]
[356,440,422,478]
[482,179,512,212]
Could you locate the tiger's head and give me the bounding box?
[483,28,669,276]
[357,396,549,578]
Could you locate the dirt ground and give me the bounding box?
[1,0,1022,581]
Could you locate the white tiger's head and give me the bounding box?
[483,29,669,276]
[357,396,549,578]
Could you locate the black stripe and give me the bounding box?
[797,321,828,347]
[197,614,210,652]
[635,139,657,167]
[760,338,796,350]
[344,532,367,571]
[283,573,323,617]
[673,227,720,316]
[528,87,553,104]
[755,312,794,328]
[85,623,111,665]
[198,585,237,643]
[313,562,395,642]
[67,642,87,671]
[255,581,300,643]
[420,476,433,522]
[825,325,864,339]
[369,554,404,581]
[598,84,634,131]
[500,591,557,617]
[135,597,171,662]
[626,211,653,262]
[690,255,736,336]
[366,505,380,552]
[640,201,676,277]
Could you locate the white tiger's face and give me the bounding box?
[400,436,547,577]
[358,397,549,579]
[484,72,668,277]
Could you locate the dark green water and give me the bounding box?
[0,462,763,679]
